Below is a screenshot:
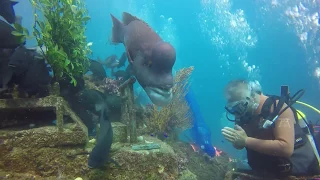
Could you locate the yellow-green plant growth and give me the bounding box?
[30,0,92,86]
[146,66,194,133]
[11,22,32,44]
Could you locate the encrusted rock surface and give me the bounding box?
[105,136,179,180]
[111,122,127,143]
[0,128,180,180]
[0,124,86,149]
[225,171,320,180]
[0,123,89,178]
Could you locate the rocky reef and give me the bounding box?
[0,124,233,180]
[224,171,320,180]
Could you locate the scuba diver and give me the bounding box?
[221,79,320,178]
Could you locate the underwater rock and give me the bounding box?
[170,142,231,180]
[106,136,179,180]
[0,171,44,180]
[224,171,320,180]
[0,127,179,179]
[0,123,86,149]
[178,169,197,180]
[0,123,88,178]
[111,122,127,143]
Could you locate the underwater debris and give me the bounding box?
[119,77,137,143]
[131,143,161,151]
[0,95,87,134]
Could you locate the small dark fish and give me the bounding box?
[0,48,14,58]
[27,45,47,60]
[100,55,119,69]
[8,45,52,96]
[86,90,118,168]
[117,52,127,68]
[16,58,52,96]
[0,19,25,49]
[8,45,31,74]
[58,76,85,98]
[78,89,107,113]
[163,132,168,138]
[0,0,18,24]
[0,56,13,92]
[88,59,106,81]
[110,12,176,106]
[112,69,130,82]
[150,132,168,139]
[61,88,99,136]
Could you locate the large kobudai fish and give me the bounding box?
[110,12,176,106]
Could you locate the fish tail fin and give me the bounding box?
[110,14,124,43]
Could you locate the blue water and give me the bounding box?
[14,0,320,158]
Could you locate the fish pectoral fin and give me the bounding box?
[10,0,19,6]
[125,47,134,63]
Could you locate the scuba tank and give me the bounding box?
[296,110,320,166]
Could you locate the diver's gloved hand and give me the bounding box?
[221,125,248,148]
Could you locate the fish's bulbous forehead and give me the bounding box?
[152,42,176,62]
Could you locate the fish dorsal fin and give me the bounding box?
[10,0,18,6]
[122,12,149,27]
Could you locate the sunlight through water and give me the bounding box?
[198,0,260,80]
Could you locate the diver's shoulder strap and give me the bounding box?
[259,95,286,120]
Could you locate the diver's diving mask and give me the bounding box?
[225,97,251,123]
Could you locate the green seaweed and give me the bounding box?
[11,23,32,44]
[30,0,92,86]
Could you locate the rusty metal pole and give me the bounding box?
[119,77,137,143]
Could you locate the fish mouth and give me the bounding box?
[145,86,173,106]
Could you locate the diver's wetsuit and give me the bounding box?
[240,95,320,177]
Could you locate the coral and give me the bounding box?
[178,170,197,180]
[170,142,231,180]
[84,76,122,96]
[30,0,92,86]
[177,151,189,173]
[145,66,194,134]
[102,77,121,96]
